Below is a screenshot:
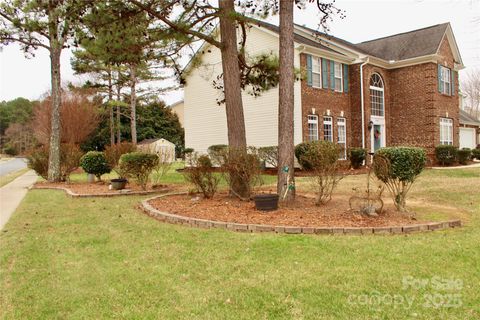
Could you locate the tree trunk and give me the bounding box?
[116,79,121,144]
[218,0,249,198]
[129,64,137,145]
[277,0,296,202]
[47,48,62,182]
[108,68,114,146]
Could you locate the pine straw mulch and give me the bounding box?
[34,181,176,195]
[149,193,424,228]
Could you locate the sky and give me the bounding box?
[1,0,479,105]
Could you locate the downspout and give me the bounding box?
[360,57,369,150]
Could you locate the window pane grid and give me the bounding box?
[334,62,342,92]
[337,118,346,160]
[323,116,333,142]
[308,115,318,141]
[312,58,321,88]
[439,118,453,145]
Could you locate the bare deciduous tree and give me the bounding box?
[461,69,480,119]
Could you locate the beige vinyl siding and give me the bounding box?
[184,26,302,154]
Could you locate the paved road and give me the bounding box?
[0,170,37,230]
[0,158,28,177]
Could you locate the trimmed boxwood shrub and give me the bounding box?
[457,148,471,165]
[80,151,111,180]
[348,147,366,169]
[119,152,159,190]
[435,145,458,166]
[472,148,480,160]
[373,147,426,212]
[295,141,338,170]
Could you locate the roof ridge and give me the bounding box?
[357,22,449,44]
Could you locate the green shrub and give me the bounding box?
[457,148,471,165]
[119,152,158,190]
[295,141,338,170]
[207,144,228,166]
[299,141,343,205]
[472,148,480,160]
[435,145,458,166]
[258,146,278,168]
[80,151,111,180]
[183,153,219,198]
[294,142,312,169]
[373,147,426,212]
[348,148,366,169]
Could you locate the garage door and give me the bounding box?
[460,127,476,149]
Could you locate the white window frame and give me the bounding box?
[370,73,385,117]
[312,57,322,88]
[334,62,343,92]
[323,116,333,142]
[337,117,347,160]
[307,115,319,141]
[440,118,453,145]
[440,66,451,95]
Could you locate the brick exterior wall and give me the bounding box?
[299,37,459,161]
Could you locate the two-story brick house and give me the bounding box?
[182,20,464,161]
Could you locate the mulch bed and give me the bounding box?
[149,193,422,228]
[35,181,175,195]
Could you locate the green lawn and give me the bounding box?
[1,168,479,319]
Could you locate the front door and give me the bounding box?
[373,124,382,152]
[370,116,386,153]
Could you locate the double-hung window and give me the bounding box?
[439,118,453,145]
[334,62,343,92]
[308,115,319,141]
[323,116,333,142]
[337,118,346,159]
[439,65,451,95]
[312,57,322,88]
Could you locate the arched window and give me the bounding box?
[370,73,384,117]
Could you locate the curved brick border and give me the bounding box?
[141,193,462,235]
[32,185,172,198]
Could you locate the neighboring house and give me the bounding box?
[137,138,176,162]
[170,100,184,127]
[459,109,480,149]
[183,20,464,160]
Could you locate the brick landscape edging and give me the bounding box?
[141,193,463,235]
[32,185,171,198]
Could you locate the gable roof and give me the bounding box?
[460,109,480,126]
[355,23,449,61]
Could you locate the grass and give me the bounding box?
[1,168,479,319]
[0,168,30,188]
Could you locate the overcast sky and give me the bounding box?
[1,0,479,104]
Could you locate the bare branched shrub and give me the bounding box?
[349,158,386,216]
[32,91,100,145]
[183,153,219,198]
[300,141,344,206]
[151,148,174,186]
[222,147,263,200]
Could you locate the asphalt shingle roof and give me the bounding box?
[460,109,480,126]
[355,23,449,61]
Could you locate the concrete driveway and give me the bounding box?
[0,158,28,177]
